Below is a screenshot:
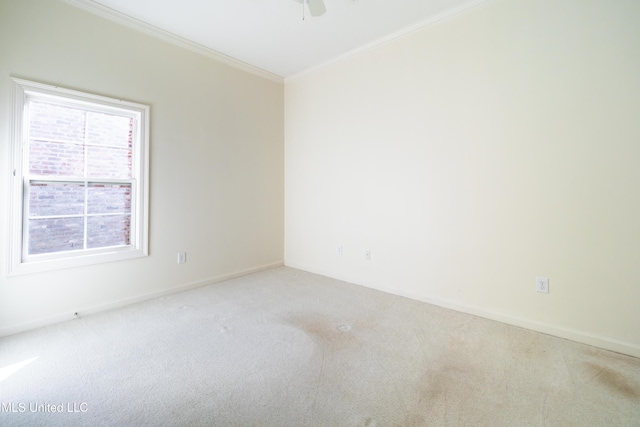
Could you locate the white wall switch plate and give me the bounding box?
[364,250,371,261]
[178,252,187,264]
[337,245,343,255]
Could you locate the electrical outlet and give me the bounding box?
[337,245,343,255]
[177,252,187,264]
[536,277,549,294]
[364,250,371,261]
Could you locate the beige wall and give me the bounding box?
[2,0,639,358]
[285,0,640,357]
[0,0,284,334]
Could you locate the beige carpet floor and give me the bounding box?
[0,267,639,426]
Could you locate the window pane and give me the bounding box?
[29,182,85,217]
[29,101,86,143]
[87,146,131,178]
[87,215,131,249]
[87,184,131,214]
[28,217,84,255]
[86,111,132,148]
[29,140,84,177]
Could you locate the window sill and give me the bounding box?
[7,248,148,276]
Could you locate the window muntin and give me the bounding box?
[8,78,149,275]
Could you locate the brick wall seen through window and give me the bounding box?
[26,100,133,255]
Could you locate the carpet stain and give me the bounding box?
[283,313,360,411]
[362,416,377,426]
[284,313,356,350]
[585,362,639,399]
[419,362,477,401]
[401,413,427,427]
[401,348,487,426]
[507,328,550,360]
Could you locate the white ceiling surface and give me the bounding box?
[72,0,491,79]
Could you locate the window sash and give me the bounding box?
[22,177,137,261]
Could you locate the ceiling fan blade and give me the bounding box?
[307,0,327,17]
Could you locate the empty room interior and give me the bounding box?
[1,0,639,425]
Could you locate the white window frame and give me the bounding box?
[7,78,150,276]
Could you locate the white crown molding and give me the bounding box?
[62,0,284,84]
[286,0,496,82]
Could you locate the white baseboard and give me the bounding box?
[285,261,640,359]
[0,261,284,338]
[384,286,640,359]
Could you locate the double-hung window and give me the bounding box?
[8,78,149,275]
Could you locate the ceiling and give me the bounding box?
[66,0,491,80]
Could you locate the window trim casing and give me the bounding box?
[8,78,150,276]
